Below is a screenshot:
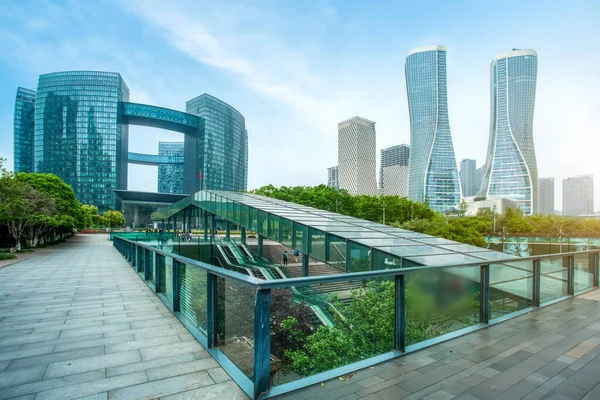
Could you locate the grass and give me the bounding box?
[0,253,17,261]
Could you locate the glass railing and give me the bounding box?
[113,236,600,400]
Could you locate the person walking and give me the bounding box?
[282,251,288,266]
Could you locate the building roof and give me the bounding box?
[114,190,189,204]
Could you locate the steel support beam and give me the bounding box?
[254,289,271,399]
[207,273,218,347]
[480,264,490,324]
[532,258,541,307]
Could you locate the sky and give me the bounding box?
[0,0,599,212]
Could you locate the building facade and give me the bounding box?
[379,144,409,193]
[327,166,339,189]
[538,177,555,215]
[563,175,594,216]
[158,142,184,194]
[460,159,477,197]
[14,71,248,212]
[479,49,539,215]
[382,165,409,197]
[186,94,248,192]
[337,116,377,196]
[13,87,36,173]
[405,46,461,212]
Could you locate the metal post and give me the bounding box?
[241,227,246,244]
[345,239,351,273]
[172,260,181,312]
[225,220,231,239]
[257,234,263,257]
[155,254,162,292]
[593,253,599,288]
[480,264,490,324]
[207,273,217,347]
[144,249,151,281]
[254,289,272,399]
[211,214,216,241]
[302,253,309,277]
[532,258,541,307]
[203,212,208,241]
[567,255,575,296]
[394,274,406,352]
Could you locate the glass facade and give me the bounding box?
[186,94,248,192]
[34,71,130,211]
[479,50,538,215]
[158,142,184,194]
[405,46,461,213]
[13,87,37,173]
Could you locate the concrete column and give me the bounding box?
[133,205,140,229]
[225,220,231,239]
[241,227,246,244]
[203,212,208,241]
[302,253,309,277]
[257,234,264,257]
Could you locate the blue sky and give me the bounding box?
[1,0,599,211]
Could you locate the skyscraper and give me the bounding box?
[479,49,539,215]
[338,116,377,196]
[563,175,594,216]
[538,177,555,215]
[158,142,184,194]
[380,145,409,189]
[459,159,477,197]
[186,94,248,192]
[327,166,339,189]
[13,87,36,173]
[405,46,461,212]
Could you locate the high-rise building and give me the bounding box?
[379,144,409,192]
[34,71,130,211]
[475,165,485,196]
[327,166,339,189]
[563,175,594,216]
[186,94,248,192]
[337,116,377,196]
[158,142,184,194]
[13,87,36,173]
[460,159,477,197]
[405,46,461,212]
[382,165,409,197]
[479,49,539,215]
[538,177,555,215]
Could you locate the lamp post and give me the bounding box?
[493,204,497,235]
[382,202,387,225]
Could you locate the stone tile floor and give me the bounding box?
[281,289,600,400]
[0,234,247,400]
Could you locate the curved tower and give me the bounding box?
[478,49,538,215]
[405,46,461,213]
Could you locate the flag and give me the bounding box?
[199,172,203,179]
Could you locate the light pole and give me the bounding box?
[559,228,563,254]
[382,202,387,225]
[493,204,497,234]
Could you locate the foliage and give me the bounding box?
[0,253,17,260]
[100,210,125,228]
[82,204,101,228]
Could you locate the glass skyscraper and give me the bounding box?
[158,142,184,194]
[13,87,36,173]
[186,94,248,192]
[479,49,539,215]
[32,71,130,211]
[405,46,461,213]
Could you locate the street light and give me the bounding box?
[493,204,497,234]
[382,202,387,225]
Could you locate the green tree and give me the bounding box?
[81,204,100,228]
[101,210,125,229]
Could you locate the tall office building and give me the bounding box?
[460,159,478,197]
[538,177,555,215]
[379,144,410,191]
[158,142,184,194]
[382,165,409,197]
[338,116,377,196]
[186,94,248,192]
[13,87,36,173]
[405,46,461,212]
[327,166,339,189]
[479,49,539,215]
[563,175,594,216]
[33,71,130,210]
[475,165,485,195]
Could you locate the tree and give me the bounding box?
[82,204,100,228]
[101,210,125,229]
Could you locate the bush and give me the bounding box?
[0,253,17,260]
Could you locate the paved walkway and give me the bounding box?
[283,289,600,400]
[0,234,247,400]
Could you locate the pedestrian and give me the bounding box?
[293,249,299,263]
[282,251,288,266]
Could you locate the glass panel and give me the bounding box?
[157,254,166,293]
[249,207,258,232]
[241,204,249,227]
[540,255,568,304]
[372,248,401,270]
[268,214,280,241]
[280,218,293,247]
[179,264,208,333]
[574,253,593,293]
[147,251,154,282]
[227,200,234,223]
[258,210,268,237]
[406,267,480,346]
[269,278,394,386]
[326,234,346,270]
[232,202,241,225]
[348,240,371,272]
[293,223,307,253]
[309,228,325,261]
[216,279,255,380]
[165,257,174,303]
[489,261,533,319]
[137,247,144,273]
